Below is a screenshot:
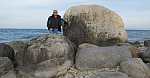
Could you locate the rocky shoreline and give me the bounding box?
[0,5,150,78]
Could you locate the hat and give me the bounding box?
[53,10,58,13]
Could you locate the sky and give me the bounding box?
[0,0,150,30]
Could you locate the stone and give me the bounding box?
[15,60,72,78]
[142,47,150,63]
[120,58,150,78]
[75,43,132,70]
[0,43,16,64]
[57,68,129,78]
[88,72,129,78]
[63,4,128,46]
[128,46,140,58]
[8,41,29,66]
[25,34,75,66]
[132,41,142,47]
[0,57,14,77]
[144,40,150,47]
[1,71,16,78]
[147,63,150,69]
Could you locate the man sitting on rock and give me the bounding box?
[47,10,66,34]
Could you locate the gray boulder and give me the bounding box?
[8,41,29,66]
[25,34,75,66]
[120,58,150,78]
[75,43,132,70]
[63,4,128,46]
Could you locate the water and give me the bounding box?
[0,29,48,42]
[127,30,150,42]
[0,29,150,43]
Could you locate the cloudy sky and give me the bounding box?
[0,0,150,29]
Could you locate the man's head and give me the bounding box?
[53,10,58,16]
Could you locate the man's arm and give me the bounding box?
[47,17,51,30]
[61,19,68,26]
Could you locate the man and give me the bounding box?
[47,10,64,34]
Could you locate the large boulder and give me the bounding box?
[63,5,128,46]
[24,34,75,66]
[120,58,150,78]
[75,43,132,70]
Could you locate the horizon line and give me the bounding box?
[0,28,150,30]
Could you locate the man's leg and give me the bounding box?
[53,28,59,34]
[58,26,61,32]
[48,28,55,33]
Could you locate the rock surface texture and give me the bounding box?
[75,43,132,70]
[26,34,75,65]
[120,58,150,78]
[63,5,128,46]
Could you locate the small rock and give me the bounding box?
[142,47,150,63]
[0,57,14,77]
[120,58,150,78]
[144,40,150,47]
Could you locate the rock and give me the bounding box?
[15,60,72,78]
[88,72,129,78]
[128,46,140,58]
[132,41,142,47]
[25,34,75,66]
[57,67,129,78]
[75,43,132,70]
[146,63,150,69]
[0,57,14,77]
[0,43,16,64]
[63,4,128,46]
[8,41,29,66]
[144,40,150,47]
[142,47,150,63]
[120,58,150,78]
[1,71,16,78]
[0,34,75,78]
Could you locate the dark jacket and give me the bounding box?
[47,15,62,32]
